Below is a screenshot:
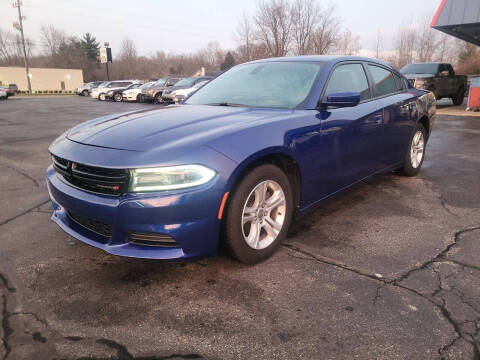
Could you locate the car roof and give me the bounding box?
[247,55,391,68]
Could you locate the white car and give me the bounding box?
[0,87,7,99]
[90,80,140,100]
[123,82,155,102]
[163,80,210,103]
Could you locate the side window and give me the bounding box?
[368,65,398,98]
[446,64,454,76]
[325,64,371,101]
[393,73,405,92]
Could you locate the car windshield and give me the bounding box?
[154,78,167,86]
[174,77,198,87]
[400,64,439,75]
[98,82,109,88]
[140,82,153,89]
[193,80,209,89]
[185,61,324,109]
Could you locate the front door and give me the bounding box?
[318,63,384,195]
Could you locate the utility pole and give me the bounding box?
[13,0,32,93]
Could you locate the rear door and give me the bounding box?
[319,62,385,193]
[366,64,416,166]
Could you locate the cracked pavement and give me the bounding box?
[0,96,479,359]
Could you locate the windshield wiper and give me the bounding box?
[207,102,247,107]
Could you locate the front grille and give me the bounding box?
[53,156,129,196]
[67,211,113,237]
[129,232,178,247]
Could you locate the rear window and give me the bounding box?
[400,63,439,75]
[368,65,398,98]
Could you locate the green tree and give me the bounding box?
[220,51,236,71]
[80,33,100,60]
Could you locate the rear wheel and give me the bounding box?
[81,90,89,96]
[113,93,123,102]
[452,88,465,106]
[397,123,426,177]
[223,164,293,264]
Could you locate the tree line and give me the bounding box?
[0,0,479,82]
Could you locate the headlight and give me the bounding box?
[129,165,216,192]
[414,80,425,88]
[148,89,154,94]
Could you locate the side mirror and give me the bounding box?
[321,92,361,108]
[440,71,449,77]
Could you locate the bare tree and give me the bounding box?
[311,5,340,54]
[198,41,224,70]
[291,0,320,55]
[393,25,417,68]
[40,24,67,57]
[236,13,254,62]
[334,29,360,55]
[0,28,16,64]
[118,37,138,78]
[416,16,437,62]
[253,0,292,57]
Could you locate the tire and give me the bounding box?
[136,94,141,102]
[113,93,123,102]
[397,123,426,177]
[98,93,105,101]
[154,93,163,104]
[452,88,465,106]
[81,90,89,97]
[223,164,294,264]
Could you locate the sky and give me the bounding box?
[1,0,443,57]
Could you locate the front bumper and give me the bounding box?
[46,165,224,260]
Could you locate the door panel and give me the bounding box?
[380,93,417,166]
[318,99,384,195]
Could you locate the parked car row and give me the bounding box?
[77,76,213,104]
[0,86,7,99]
[0,84,18,99]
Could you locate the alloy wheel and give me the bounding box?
[241,180,286,250]
[410,130,425,168]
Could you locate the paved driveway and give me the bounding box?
[0,96,479,359]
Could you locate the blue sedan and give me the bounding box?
[46,56,436,264]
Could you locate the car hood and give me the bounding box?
[403,74,435,80]
[66,105,293,152]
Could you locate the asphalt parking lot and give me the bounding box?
[0,96,479,360]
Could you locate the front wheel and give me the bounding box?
[154,93,163,104]
[397,123,426,177]
[113,93,123,102]
[98,93,105,101]
[82,90,89,96]
[223,164,294,264]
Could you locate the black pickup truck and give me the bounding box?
[400,63,468,105]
